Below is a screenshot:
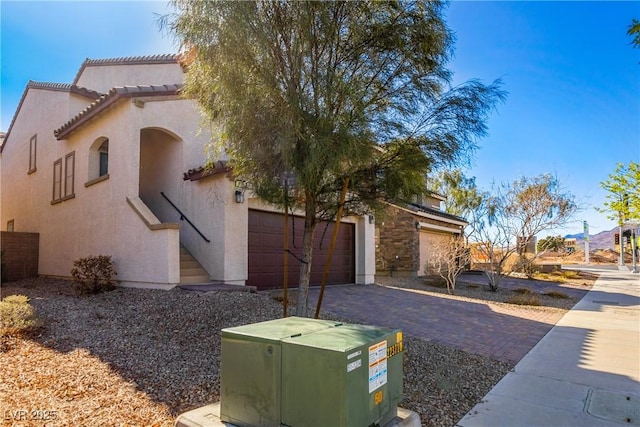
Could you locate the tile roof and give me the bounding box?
[406,202,468,224]
[72,54,178,85]
[183,161,232,181]
[1,81,102,152]
[54,84,184,140]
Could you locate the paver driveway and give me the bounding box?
[308,284,566,363]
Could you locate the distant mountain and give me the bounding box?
[564,227,630,251]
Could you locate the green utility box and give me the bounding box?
[220,317,404,427]
[220,317,339,427]
[281,324,403,427]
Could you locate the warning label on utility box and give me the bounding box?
[368,340,388,393]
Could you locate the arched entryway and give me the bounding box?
[139,127,183,223]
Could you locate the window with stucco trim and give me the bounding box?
[99,140,109,177]
[64,151,75,199]
[86,137,110,187]
[52,158,62,203]
[28,134,37,174]
[7,220,14,232]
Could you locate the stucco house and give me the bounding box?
[0,54,375,290]
[376,193,468,277]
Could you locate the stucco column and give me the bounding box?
[356,215,376,284]
[222,179,248,285]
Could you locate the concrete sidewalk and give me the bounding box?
[457,268,640,426]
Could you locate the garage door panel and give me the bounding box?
[419,230,452,276]
[248,210,355,290]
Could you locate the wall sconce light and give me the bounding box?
[368,215,374,224]
[234,179,248,203]
[415,221,420,230]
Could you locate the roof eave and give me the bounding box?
[55,85,183,140]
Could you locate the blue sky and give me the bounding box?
[1,1,639,237]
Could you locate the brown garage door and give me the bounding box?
[248,209,355,290]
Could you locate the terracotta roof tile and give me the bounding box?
[72,54,178,85]
[54,84,184,140]
[183,161,232,181]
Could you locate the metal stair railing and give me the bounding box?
[160,192,210,243]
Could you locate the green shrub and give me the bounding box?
[0,294,41,336]
[536,272,550,280]
[555,270,578,280]
[71,255,117,294]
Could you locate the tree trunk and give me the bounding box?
[295,196,317,317]
[314,178,349,318]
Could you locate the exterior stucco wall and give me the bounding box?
[2,59,377,289]
[0,89,71,235]
[68,93,96,119]
[29,99,181,286]
[133,97,244,284]
[181,176,247,284]
[75,63,185,93]
[356,215,376,284]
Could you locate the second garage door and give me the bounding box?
[248,209,355,290]
[418,230,453,276]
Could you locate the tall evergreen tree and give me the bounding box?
[164,1,506,315]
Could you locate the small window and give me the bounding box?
[28,134,37,174]
[52,158,62,202]
[7,220,14,232]
[86,137,110,186]
[98,140,109,176]
[64,151,75,199]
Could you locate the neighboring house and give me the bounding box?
[0,54,375,290]
[376,193,468,277]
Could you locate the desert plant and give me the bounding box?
[556,270,579,280]
[514,254,540,279]
[468,174,576,291]
[71,255,117,294]
[0,294,41,336]
[506,293,541,306]
[513,287,533,295]
[424,237,471,294]
[543,290,570,299]
[537,235,566,253]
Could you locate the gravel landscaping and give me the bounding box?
[377,270,595,310]
[1,277,514,427]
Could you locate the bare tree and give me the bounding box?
[468,174,576,291]
[424,235,470,294]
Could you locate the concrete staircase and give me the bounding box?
[180,246,210,284]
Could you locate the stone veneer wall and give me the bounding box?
[0,232,39,282]
[376,207,419,276]
[376,205,465,277]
